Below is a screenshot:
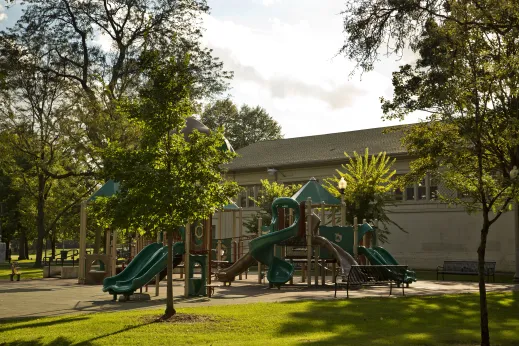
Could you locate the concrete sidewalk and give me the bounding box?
[0,275,517,320]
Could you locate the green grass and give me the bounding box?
[0,260,43,280]
[0,292,518,345]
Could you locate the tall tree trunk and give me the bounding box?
[478,222,490,346]
[34,174,46,267]
[18,229,27,260]
[6,239,10,261]
[25,237,29,260]
[163,228,176,319]
[51,233,56,259]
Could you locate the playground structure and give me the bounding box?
[92,175,415,300]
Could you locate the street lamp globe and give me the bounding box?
[338,177,347,194]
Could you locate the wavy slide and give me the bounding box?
[103,241,185,296]
[216,197,300,286]
[358,246,416,284]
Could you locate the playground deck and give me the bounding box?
[0,274,517,320]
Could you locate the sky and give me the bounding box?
[0,0,423,138]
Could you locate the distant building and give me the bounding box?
[218,125,516,271]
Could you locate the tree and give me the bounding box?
[342,4,519,344]
[103,51,240,319]
[339,0,519,73]
[200,99,283,150]
[2,0,230,265]
[243,179,301,234]
[324,148,402,243]
[0,36,98,267]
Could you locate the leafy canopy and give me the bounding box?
[101,51,240,235]
[243,179,301,234]
[200,98,283,150]
[324,148,401,242]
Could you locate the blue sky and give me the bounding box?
[0,0,422,138]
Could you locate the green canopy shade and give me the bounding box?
[88,180,120,202]
[291,177,340,205]
[223,201,240,210]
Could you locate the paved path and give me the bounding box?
[0,275,517,320]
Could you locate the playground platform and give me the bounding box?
[1,274,517,320]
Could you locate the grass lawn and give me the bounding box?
[0,292,518,345]
[0,260,43,280]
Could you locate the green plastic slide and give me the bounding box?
[103,242,185,296]
[249,197,300,286]
[373,246,416,281]
[357,246,415,284]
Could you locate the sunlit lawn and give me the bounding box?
[0,292,518,345]
[0,248,86,280]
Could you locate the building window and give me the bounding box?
[418,177,427,200]
[248,186,256,207]
[429,177,439,200]
[392,175,404,201]
[239,190,247,208]
[394,174,438,202]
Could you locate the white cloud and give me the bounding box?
[202,2,424,137]
[0,5,7,22]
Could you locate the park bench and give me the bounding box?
[437,260,496,282]
[206,283,222,295]
[334,265,409,298]
[10,262,21,281]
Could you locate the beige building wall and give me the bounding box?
[218,156,516,272]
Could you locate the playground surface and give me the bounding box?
[1,274,517,320]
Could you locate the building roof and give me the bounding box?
[291,177,341,205]
[225,125,407,172]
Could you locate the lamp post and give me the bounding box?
[510,166,519,283]
[338,177,347,227]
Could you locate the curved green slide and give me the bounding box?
[358,246,416,284]
[103,242,185,296]
[373,246,416,281]
[249,197,300,287]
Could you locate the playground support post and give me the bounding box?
[155,231,160,296]
[353,217,358,259]
[111,230,117,279]
[306,197,312,287]
[78,201,87,284]
[316,202,325,286]
[239,208,243,280]
[206,217,212,298]
[257,217,262,283]
[217,211,222,263]
[514,202,519,283]
[340,196,346,227]
[372,219,378,248]
[184,222,191,298]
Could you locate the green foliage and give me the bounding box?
[243,179,301,234]
[102,51,240,236]
[200,99,283,150]
[324,148,401,243]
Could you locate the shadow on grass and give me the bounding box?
[0,336,89,346]
[0,316,90,334]
[277,291,519,346]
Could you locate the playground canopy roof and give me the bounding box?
[291,177,340,205]
[223,201,240,210]
[88,180,120,202]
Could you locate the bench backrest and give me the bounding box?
[443,261,496,274]
[347,265,408,284]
